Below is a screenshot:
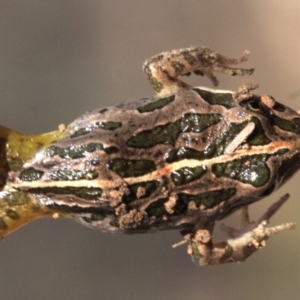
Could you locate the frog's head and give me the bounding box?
[236,93,300,192]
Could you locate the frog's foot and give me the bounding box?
[185,194,295,266]
[143,46,255,96]
[232,83,259,101]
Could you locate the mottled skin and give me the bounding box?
[0,46,298,265]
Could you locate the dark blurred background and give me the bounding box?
[0,1,299,299]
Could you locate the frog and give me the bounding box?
[0,46,297,266]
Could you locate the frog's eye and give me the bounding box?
[247,100,261,111]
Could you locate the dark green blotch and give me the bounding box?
[137,95,175,113]
[108,158,156,178]
[212,154,271,187]
[220,244,234,263]
[46,142,118,159]
[247,117,271,146]
[177,188,236,210]
[70,127,92,138]
[194,88,236,109]
[182,51,197,65]
[146,198,168,217]
[50,169,98,181]
[166,147,206,163]
[71,121,122,138]
[171,166,206,186]
[273,115,300,135]
[68,187,102,200]
[127,113,221,148]
[144,64,163,93]
[83,213,105,223]
[19,167,44,182]
[165,117,270,163]
[100,121,122,130]
[109,219,120,227]
[30,186,102,200]
[123,180,160,203]
[171,61,185,73]
[190,242,203,262]
[6,209,19,220]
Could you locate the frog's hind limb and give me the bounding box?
[143,46,255,96]
[175,194,295,266]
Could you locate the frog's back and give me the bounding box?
[9,83,299,233]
